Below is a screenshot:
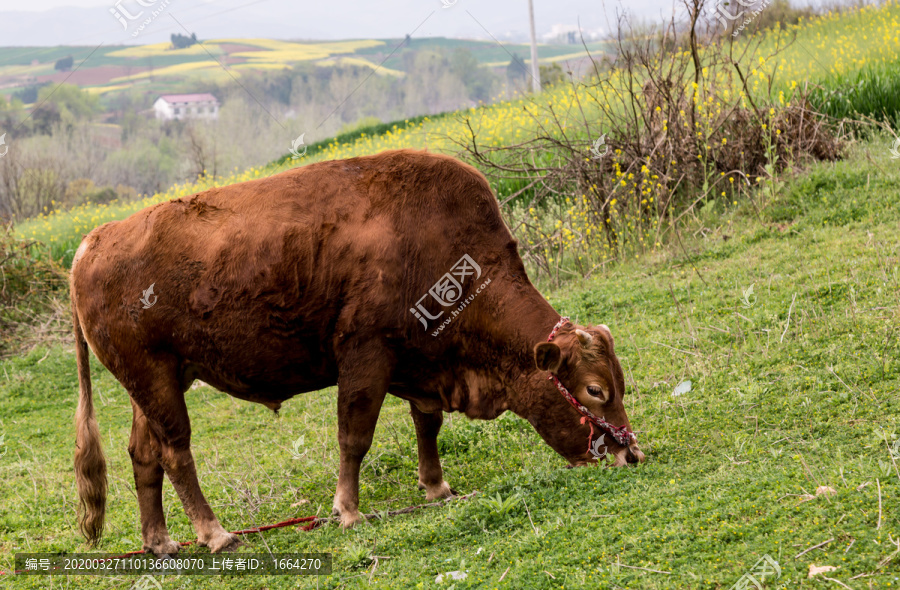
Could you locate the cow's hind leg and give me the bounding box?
[128,400,179,555]
[132,372,240,553]
[409,404,454,501]
[331,343,392,528]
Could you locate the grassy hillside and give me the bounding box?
[3,4,900,588]
[14,1,900,266]
[1,140,898,588]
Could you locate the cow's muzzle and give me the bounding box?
[610,444,646,467]
[626,444,645,464]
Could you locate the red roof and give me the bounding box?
[158,93,218,104]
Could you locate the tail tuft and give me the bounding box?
[72,295,107,545]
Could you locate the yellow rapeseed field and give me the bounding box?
[106,42,217,59]
[15,2,900,260]
[110,60,223,83]
[102,39,387,85]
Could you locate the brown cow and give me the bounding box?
[71,149,644,555]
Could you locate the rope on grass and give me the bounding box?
[0,491,479,574]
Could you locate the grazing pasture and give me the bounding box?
[1,142,898,588]
[2,3,900,588]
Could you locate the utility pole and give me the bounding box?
[527,0,541,93]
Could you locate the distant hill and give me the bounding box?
[0,37,609,102]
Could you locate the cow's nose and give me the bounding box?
[626,445,645,464]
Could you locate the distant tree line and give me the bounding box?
[54,56,74,71]
[171,33,198,49]
[0,45,575,221]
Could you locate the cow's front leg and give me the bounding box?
[135,377,240,553]
[332,345,391,528]
[410,404,454,501]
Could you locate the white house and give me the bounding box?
[153,93,219,121]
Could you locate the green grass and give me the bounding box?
[808,59,900,128]
[757,1,900,86]
[0,46,127,69]
[272,111,456,165]
[1,141,899,588]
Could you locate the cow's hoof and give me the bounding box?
[422,480,454,501]
[339,511,362,529]
[201,531,242,553]
[144,536,180,556]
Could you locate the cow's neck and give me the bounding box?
[453,278,563,419]
[499,283,564,411]
[499,282,561,374]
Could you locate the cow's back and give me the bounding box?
[71,149,518,398]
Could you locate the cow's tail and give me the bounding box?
[72,290,107,545]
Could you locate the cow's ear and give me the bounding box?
[534,343,562,372]
[598,324,614,350]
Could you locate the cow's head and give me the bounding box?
[533,323,645,467]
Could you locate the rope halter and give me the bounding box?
[546,317,638,451]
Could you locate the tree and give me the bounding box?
[171,32,198,49]
[30,103,61,135]
[506,54,529,93]
[13,85,40,105]
[36,84,101,123]
[54,56,74,71]
[539,62,565,88]
[0,136,65,220]
[0,95,24,132]
[450,49,497,104]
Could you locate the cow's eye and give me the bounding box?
[587,386,605,398]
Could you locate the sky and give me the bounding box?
[0,0,686,46]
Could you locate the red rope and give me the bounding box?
[108,515,325,559]
[546,317,638,450]
[1,487,481,575]
[0,515,324,574]
[581,417,595,451]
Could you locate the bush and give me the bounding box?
[539,63,566,87]
[0,223,68,357]
[741,0,817,33]
[459,6,841,283]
